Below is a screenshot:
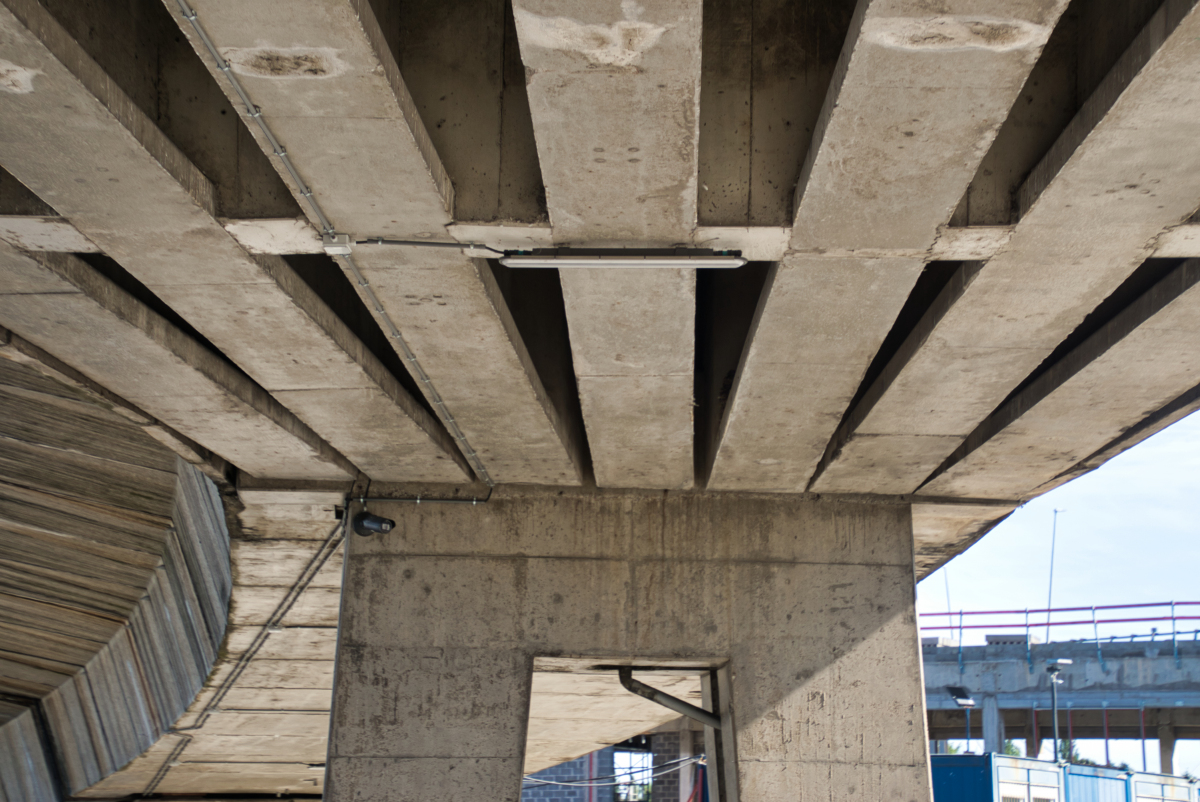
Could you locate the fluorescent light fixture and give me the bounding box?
[499,250,746,269]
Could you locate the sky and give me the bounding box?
[916,410,1200,775]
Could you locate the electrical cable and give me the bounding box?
[522,755,705,788]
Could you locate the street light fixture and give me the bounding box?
[948,686,976,752]
[1047,659,1073,763]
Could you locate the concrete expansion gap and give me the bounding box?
[694,262,771,487]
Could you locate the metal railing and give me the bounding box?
[920,602,1200,672]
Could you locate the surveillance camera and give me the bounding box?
[353,512,395,537]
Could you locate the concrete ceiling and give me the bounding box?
[3,0,1200,795]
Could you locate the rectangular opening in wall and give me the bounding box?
[525,657,718,785]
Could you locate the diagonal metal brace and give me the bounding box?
[618,667,722,730]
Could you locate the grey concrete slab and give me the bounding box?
[0,246,351,480]
[815,0,1200,494]
[0,0,468,483]
[163,0,582,486]
[559,269,695,488]
[792,0,1069,252]
[921,259,1200,500]
[712,0,1066,493]
[163,0,452,238]
[351,245,582,485]
[911,501,1015,579]
[709,256,923,491]
[330,489,929,802]
[512,1,702,489]
[512,0,701,244]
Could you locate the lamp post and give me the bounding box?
[948,686,976,753]
[1047,659,1073,763]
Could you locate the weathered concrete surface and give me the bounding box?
[0,215,98,252]
[559,268,695,488]
[512,0,701,243]
[792,0,1069,252]
[166,0,451,238]
[0,245,351,480]
[350,245,583,485]
[0,0,468,483]
[711,0,1068,492]
[165,0,581,485]
[924,640,1200,711]
[911,501,1015,579]
[816,0,1200,494]
[513,0,702,488]
[329,489,929,802]
[709,255,922,491]
[922,258,1200,499]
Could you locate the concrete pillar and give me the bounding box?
[983,695,1006,754]
[1158,720,1176,775]
[327,489,931,802]
[1026,708,1041,760]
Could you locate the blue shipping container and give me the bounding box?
[931,755,1196,802]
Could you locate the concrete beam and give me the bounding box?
[347,245,584,486]
[815,0,1200,493]
[163,0,582,485]
[513,0,702,488]
[559,268,695,489]
[0,0,470,483]
[709,255,921,491]
[921,259,1200,499]
[0,245,352,480]
[792,0,1068,252]
[709,0,1067,492]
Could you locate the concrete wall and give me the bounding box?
[327,488,931,802]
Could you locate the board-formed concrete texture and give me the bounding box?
[4,0,1200,796]
[329,490,928,802]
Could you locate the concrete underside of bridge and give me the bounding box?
[2,0,1200,797]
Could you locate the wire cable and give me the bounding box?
[522,756,705,788]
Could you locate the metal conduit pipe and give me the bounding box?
[617,667,722,731]
[172,0,494,487]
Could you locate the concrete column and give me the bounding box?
[1026,708,1041,760]
[983,695,1005,754]
[327,489,931,802]
[1158,719,1175,775]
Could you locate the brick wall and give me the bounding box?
[523,748,616,802]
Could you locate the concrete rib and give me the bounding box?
[512,0,702,489]
[162,0,581,486]
[0,0,469,483]
[920,259,1200,500]
[709,0,1068,492]
[0,245,353,481]
[814,0,1200,494]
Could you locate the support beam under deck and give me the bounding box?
[710,0,1068,492]
[815,0,1200,494]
